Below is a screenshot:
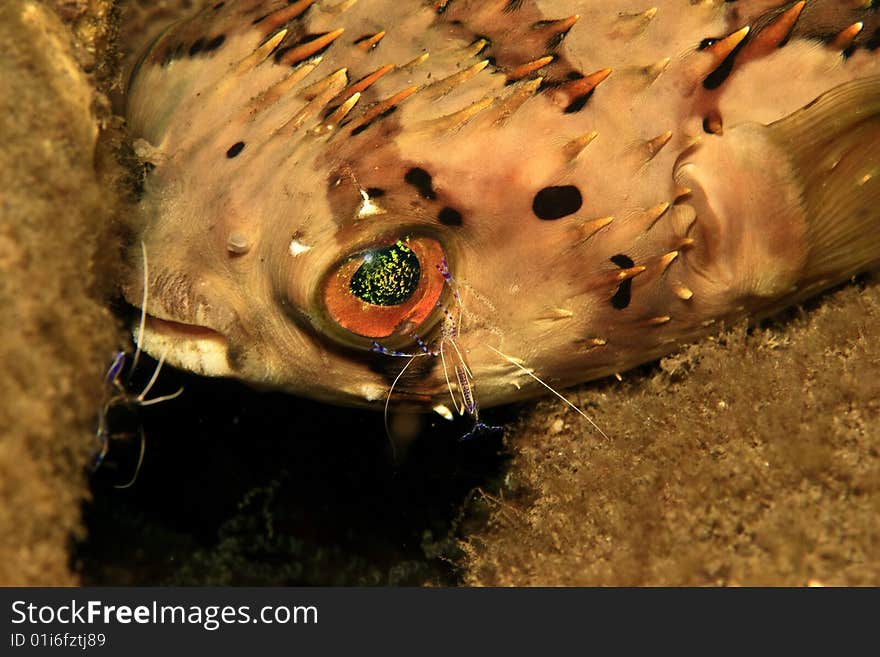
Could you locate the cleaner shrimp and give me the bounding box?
[93,242,183,488]
[375,257,608,443]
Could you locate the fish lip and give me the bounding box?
[141,314,227,342]
[133,314,234,378]
[122,275,237,376]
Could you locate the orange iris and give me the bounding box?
[323,236,447,339]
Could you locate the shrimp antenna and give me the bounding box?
[486,345,610,440]
[129,240,149,379]
[114,427,146,490]
[135,346,184,406]
[383,354,419,463]
[439,341,464,415]
[136,346,166,403]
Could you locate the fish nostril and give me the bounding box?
[226,232,251,255]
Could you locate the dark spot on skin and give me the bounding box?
[611,253,635,310]
[366,187,386,198]
[532,185,582,220]
[213,2,225,9]
[610,254,634,269]
[203,35,226,52]
[609,254,634,309]
[189,38,205,56]
[610,281,632,310]
[438,207,463,226]
[226,141,245,158]
[404,168,436,200]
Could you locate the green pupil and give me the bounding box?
[349,240,421,306]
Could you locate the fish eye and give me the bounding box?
[323,236,447,340]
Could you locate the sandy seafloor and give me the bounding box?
[1,0,877,586]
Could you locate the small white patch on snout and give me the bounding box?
[359,383,386,402]
[289,239,313,256]
[357,190,385,219]
[433,404,454,421]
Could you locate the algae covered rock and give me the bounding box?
[0,0,119,585]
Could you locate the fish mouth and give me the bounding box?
[122,267,238,377]
[144,315,226,341]
[133,313,234,378]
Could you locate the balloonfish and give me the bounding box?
[122,0,880,420]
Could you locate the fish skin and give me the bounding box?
[122,0,880,411]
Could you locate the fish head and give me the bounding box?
[125,83,588,410]
[122,0,628,410]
